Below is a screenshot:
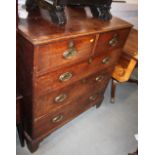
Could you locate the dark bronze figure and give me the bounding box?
[26,0,113,25]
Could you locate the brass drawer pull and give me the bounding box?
[89,95,98,101]
[63,41,77,59]
[102,57,110,64]
[54,94,67,103]
[96,75,104,82]
[52,115,64,123]
[109,34,119,47]
[90,38,94,43]
[59,72,73,82]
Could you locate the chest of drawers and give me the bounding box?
[17,7,132,153]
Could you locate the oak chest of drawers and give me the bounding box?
[17,7,132,153]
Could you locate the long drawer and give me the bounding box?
[32,90,104,138]
[34,48,121,96]
[34,68,112,118]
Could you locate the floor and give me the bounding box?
[111,3,138,29]
[16,81,138,155]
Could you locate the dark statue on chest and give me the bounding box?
[26,0,112,25]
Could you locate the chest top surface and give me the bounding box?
[18,6,132,45]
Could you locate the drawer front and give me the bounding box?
[36,35,95,75]
[95,28,130,56]
[34,48,121,96]
[32,91,104,138]
[34,68,112,118]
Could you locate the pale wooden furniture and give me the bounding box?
[111,28,138,103]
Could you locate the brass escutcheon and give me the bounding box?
[88,58,93,64]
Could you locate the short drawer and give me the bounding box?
[95,28,130,56]
[36,35,96,75]
[32,91,104,138]
[34,68,112,118]
[34,48,121,96]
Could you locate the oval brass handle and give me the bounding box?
[89,95,98,101]
[63,41,77,59]
[96,75,104,82]
[102,57,111,64]
[59,72,73,82]
[54,94,67,103]
[109,34,119,47]
[52,115,64,123]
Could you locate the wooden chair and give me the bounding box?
[111,28,138,103]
